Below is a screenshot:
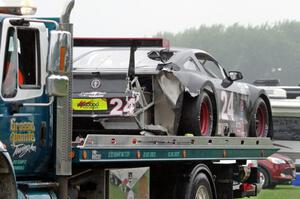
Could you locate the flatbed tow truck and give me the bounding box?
[70,135,276,199]
[0,0,277,199]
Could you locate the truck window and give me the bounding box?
[2,28,17,98]
[1,27,41,99]
[17,28,40,88]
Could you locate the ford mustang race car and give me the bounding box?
[72,38,272,138]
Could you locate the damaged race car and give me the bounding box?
[72,38,272,138]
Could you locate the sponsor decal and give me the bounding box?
[79,91,106,98]
[108,151,130,158]
[168,151,180,158]
[12,159,27,171]
[13,143,36,158]
[142,152,156,158]
[72,98,108,111]
[236,121,246,137]
[91,79,101,89]
[92,150,101,160]
[10,118,36,158]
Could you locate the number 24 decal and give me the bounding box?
[110,97,139,116]
[221,91,234,120]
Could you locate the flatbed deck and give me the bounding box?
[72,135,277,163]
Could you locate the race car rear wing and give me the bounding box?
[73,37,170,48]
[73,38,170,84]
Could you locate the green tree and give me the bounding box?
[156,21,300,85]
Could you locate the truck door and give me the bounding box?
[0,19,51,175]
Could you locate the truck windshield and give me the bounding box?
[73,48,167,69]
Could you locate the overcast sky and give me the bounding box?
[35,0,300,37]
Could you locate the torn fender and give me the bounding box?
[154,69,213,135]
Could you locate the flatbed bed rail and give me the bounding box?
[72,135,277,163]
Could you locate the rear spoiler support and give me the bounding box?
[128,43,137,85]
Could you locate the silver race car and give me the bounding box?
[72,38,272,138]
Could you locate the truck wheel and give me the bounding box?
[258,167,271,189]
[0,154,17,199]
[249,98,269,137]
[181,91,214,136]
[188,172,213,199]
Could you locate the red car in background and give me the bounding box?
[258,153,296,188]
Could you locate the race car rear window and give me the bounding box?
[73,48,167,69]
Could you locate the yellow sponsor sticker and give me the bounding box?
[72,98,108,111]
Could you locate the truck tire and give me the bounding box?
[187,172,213,199]
[181,91,214,136]
[0,153,17,199]
[249,98,269,137]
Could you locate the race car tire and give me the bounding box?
[181,91,214,136]
[249,97,269,137]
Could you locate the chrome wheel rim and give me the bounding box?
[259,171,266,187]
[195,185,209,199]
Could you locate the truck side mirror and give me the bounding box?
[47,31,71,96]
[47,75,68,97]
[47,30,72,75]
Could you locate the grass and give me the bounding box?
[250,185,300,199]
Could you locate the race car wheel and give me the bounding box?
[180,91,214,136]
[199,94,213,136]
[250,98,269,137]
